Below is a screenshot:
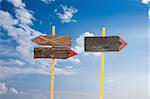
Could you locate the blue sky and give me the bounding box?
[0,0,150,99]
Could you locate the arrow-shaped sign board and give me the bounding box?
[84,36,127,52]
[33,35,72,46]
[34,47,77,59]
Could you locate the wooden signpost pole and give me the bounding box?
[99,27,106,99]
[84,26,127,99]
[50,26,56,99]
[33,25,77,99]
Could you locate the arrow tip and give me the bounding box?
[67,49,77,58]
[32,35,42,43]
[119,37,127,51]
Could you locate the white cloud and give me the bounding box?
[0,83,18,95]
[7,0,25,8]
[0,83,8,95]
[141,0,150,4]
[8,88,18,94]
[0,66,48,79]
[15,8,34,25]
[0,47,14,56]
[0,10,18,27]
[68,57,80,63]
[41,0,55,4]
[55,5,78,23]
[7,0,34,25]
[74,32,94,54]
[0,59,25,66]
[0,10,40,64]
[73,32,101,56]
[0,63,76,79]
[0,0,77,79]
[141,0,150,19]
[0,82,47,99]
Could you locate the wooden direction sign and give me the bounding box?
[33,26,77,99]
[84,36,127,52]
[33,35,72,46]
[34,47,77,59]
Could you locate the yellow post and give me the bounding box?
[99,26,106,99]
[52,26,56,36]
[102,27,106,37]
[50,25,56,99]
[50,59,55,99]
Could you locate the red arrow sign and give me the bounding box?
[119,37,127,51]
[85,36,127,52]
[34,47,77,59]
[67,49,78,58]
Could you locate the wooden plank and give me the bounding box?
[34,47,77,59]
[33,36,72,46]
[84,36,121,52]
[34,47,68,59]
